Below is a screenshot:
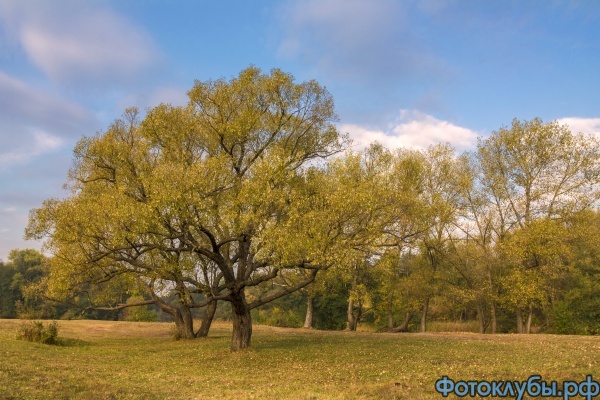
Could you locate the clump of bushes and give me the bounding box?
[16,321,60,345]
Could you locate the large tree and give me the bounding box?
[27,67,367,350]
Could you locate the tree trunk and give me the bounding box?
[346,275,358,331]
[387,297,394,330]
[399,311,412,331]
[346,297,357,331]
[196,299,217,338]
[390,312,412,332]
[165,309,195,339]
[303,295,314,329]
[175,305,196,339]
[488,270,497,334]
[525,304,533,334]
[420,297,429,333]
[476,304,486,334]
[356,300,363,327]
[490,299,497,334]
[178,304,195,339]
[516,307,524,333]
[147,284,195,339]
[230,289,252,351]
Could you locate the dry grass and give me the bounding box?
[426,320,481,333]
[0,319,599,399]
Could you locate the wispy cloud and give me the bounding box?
[557,117,600,137]
[0,0,160,86]
[116,85,190,113]
[0,130,63,170]
[0,71,97,169]
[276,0,445,83]
[0,204,40,262]
[0,71,95,136]
[341,110,478,152]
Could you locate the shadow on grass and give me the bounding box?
[173,335,228,341]
[56,337,92,347]
[252,335,324,350]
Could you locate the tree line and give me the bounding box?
[16,67,600,351]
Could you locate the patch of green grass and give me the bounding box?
[0,319,598,399]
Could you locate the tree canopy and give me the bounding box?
[24,69,600,344]
[26,67,391,350]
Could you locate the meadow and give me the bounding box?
[0,319,598,399]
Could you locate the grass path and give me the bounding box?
[1,319,598,399]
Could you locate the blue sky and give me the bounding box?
[1,0,600,260]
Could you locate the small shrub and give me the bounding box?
[16,321,60,345]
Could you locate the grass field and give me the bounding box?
[0,319,598,399]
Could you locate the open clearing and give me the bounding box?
[0,319,598,399]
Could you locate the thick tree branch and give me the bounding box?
[248,269,319,309]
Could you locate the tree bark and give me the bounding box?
[390,312,412,332]
[420,297,429,333]
[387,297,394,330]
[516,307,524,333]
[476,303,486,334]
[147,285,195,339]
[230,289,252,351]
[303,295,314,329]
[525,304,533,334]
[490,299,497,334]
[399,311,412,331]
[165,308,194,339]
[487,270,497,334]
[346,275,358,331]
[196,299,217,338]
[178,304,195,339]
[346,297,357,331]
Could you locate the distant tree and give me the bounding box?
[371,247,420,332]
[312,274,349,330]
[540,210,600,334]
[413,144,470,332]
[475,118,600,332]
[320,144,426,331]
[368,148,426,333]
[0,249,47,318]
[453,152,504,332]
[0,259,17,318]
[119,295,158,322]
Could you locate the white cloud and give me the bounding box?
[557,117,600,137]
[340,110,478,152]
[0,0,160,85]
